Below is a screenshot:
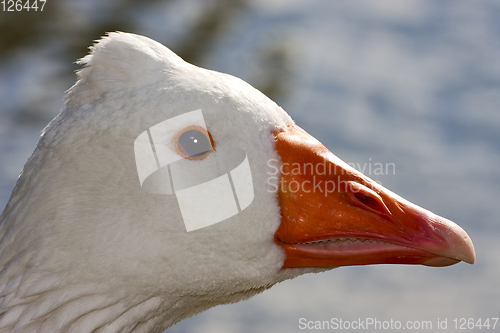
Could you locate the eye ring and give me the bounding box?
[174,125,214,160]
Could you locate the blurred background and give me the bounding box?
[1,0,499,332]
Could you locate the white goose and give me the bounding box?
[0,33,474,333]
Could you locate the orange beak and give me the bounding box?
[274,125,475,269]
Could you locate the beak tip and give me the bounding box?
[461,236,475,265]
[443,221,476,265]
[417,212,476,266]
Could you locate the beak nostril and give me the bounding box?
[354,193,379,209]
[347,181,391,218]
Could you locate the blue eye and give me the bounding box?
[175,126,213,160]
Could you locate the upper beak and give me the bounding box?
[273,125,475,269]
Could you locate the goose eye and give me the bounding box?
[175,126,213,160]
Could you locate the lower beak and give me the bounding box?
[273,126,475,269]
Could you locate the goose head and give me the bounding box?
[0,32,474,332]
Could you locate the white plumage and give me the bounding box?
[0,33,301,332]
